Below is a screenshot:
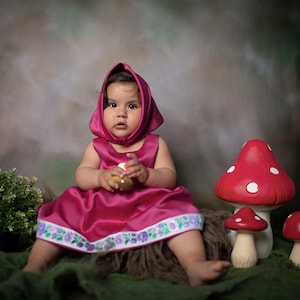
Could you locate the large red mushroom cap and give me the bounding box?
[225,207,268,231]
[215,139,295,206]
[283,211,300,241]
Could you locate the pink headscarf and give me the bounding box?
[89,63,164,146]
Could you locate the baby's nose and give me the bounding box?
[117,106,127,117]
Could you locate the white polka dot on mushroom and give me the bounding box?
[246,182,259,193]
[235,218,242,223]
[270,167,279,175]
[227,166,235,173]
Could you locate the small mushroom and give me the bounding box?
[215,139,295,258]
[224,207,268,268]
[282,211,300,266]
[112,162,133,191]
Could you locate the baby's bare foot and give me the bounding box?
[186,260,231,286]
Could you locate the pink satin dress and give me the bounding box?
[36,134,204,253]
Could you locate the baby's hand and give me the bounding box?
[125,153,149,184]
[97,167,125,192]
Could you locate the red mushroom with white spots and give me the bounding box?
[224,207,268,268]
[283,211,300,266]
[215,139,295,258]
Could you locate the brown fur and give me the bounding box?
[80,209,232,285]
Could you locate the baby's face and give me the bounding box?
[103,82,141,138]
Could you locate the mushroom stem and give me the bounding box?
[252,210,272,259]
[289,240,300,267]
[231,230,257,268]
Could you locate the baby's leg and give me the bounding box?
[23,239,63,273]
[167,230,231,286]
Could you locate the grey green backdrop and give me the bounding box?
[1,0,299,218]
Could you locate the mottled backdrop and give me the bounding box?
[1,0,299,217]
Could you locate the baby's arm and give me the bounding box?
[75,141,125,192]
[126,137,177,189]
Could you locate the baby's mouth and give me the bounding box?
[115,122,127,129]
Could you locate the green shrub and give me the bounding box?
[0,168,43,236]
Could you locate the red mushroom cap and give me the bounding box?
[215,139,295,206]
[224,207,268,231]
[282,211,300,241]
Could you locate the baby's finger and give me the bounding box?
[107,179,119,191]
[126,153,136,159]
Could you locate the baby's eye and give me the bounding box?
[128,103,140,109]
[128,104,136,109]
[108,102,117,108]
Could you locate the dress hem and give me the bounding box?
[36,213,204,253]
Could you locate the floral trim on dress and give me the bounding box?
[36,213,204,253]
